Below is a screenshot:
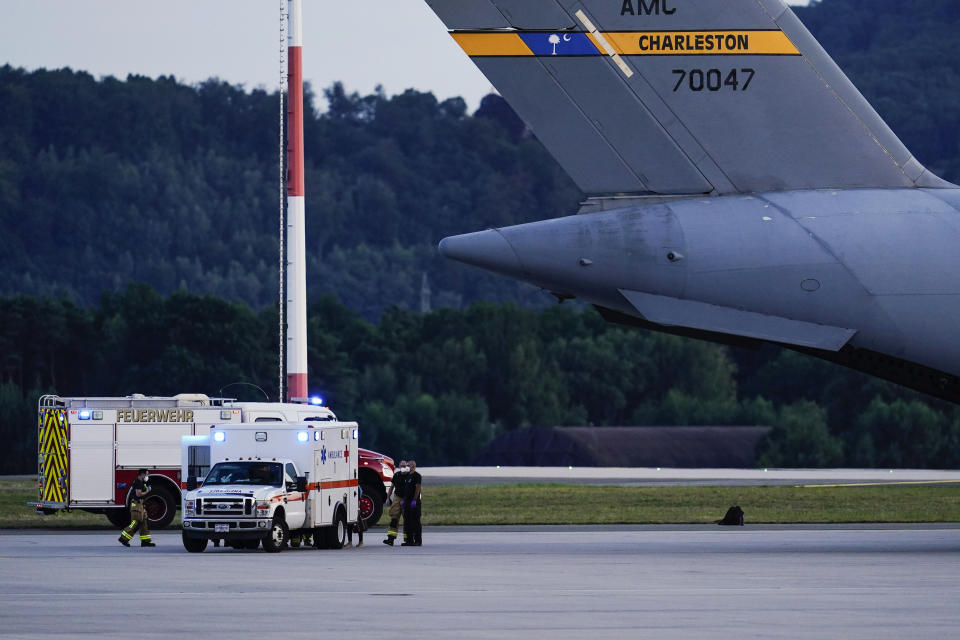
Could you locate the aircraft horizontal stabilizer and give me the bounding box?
[619,289,857,351]
[426,0,952,195]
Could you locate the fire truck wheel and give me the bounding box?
[263,517,288,553]
[144,486,177,529]
[104,507,131,528]
[359,483,383,527]
[182,533,208,553]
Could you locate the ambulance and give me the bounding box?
[34,394,393,529]
[180,422,358,552]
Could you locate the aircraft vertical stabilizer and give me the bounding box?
[426,0,953,195]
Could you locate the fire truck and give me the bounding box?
[35,394,394,528]
[180,422,358,552]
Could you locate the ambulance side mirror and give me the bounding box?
[296,476,307,493]
[186,476,198,491]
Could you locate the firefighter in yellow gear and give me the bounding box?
[383,460,407,546]
[118,468,156,547]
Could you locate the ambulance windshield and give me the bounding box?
[204,461,283,487]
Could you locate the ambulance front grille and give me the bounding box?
[196,497,252,516]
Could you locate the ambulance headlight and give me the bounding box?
[214,431,225,442]
[297,432,308,442]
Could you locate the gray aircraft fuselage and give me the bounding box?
[440,187,960,402]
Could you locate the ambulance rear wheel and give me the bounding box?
[144,486,177,530]
[182,534,207,553]
[330,508,347,550]
[263,517,288,553]
[104,507,131,528]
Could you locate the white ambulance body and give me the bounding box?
[34,394,342,529]
[180,422,359,552]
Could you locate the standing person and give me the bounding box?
[118,468,156,548]
[401,460,422,547]
[383,460,407,546]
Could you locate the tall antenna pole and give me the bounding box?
[277,0,288,403]
[285,0,308,401]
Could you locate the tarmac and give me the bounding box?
[1,525,958,639]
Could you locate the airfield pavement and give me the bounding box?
[1,525,959,639]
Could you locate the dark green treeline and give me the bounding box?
[2,288,959,474]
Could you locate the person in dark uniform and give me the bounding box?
[118,468,156,547]
[401,460,422,546]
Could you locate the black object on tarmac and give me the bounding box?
[718,506,745,526]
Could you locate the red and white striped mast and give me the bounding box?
[285,0,308,401]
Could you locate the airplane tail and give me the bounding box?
[426,0,951,196]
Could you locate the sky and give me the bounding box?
[0,0,811,112]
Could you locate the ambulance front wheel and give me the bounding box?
[263,516,289,553]
[182,533,208,553]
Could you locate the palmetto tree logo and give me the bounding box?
[549,33,560,55]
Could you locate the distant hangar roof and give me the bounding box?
[472,426,771,468]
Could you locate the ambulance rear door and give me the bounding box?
[343,427,359,525]
[181,435,211,485]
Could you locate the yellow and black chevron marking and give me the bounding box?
[38,409,68,503]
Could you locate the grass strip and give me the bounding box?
[421,483,960,525]
[3,480,958,528]
[2,480,177,529]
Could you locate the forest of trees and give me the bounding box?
[2,287,960,473]
[0,69,577,315]
[1,0,959,472]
